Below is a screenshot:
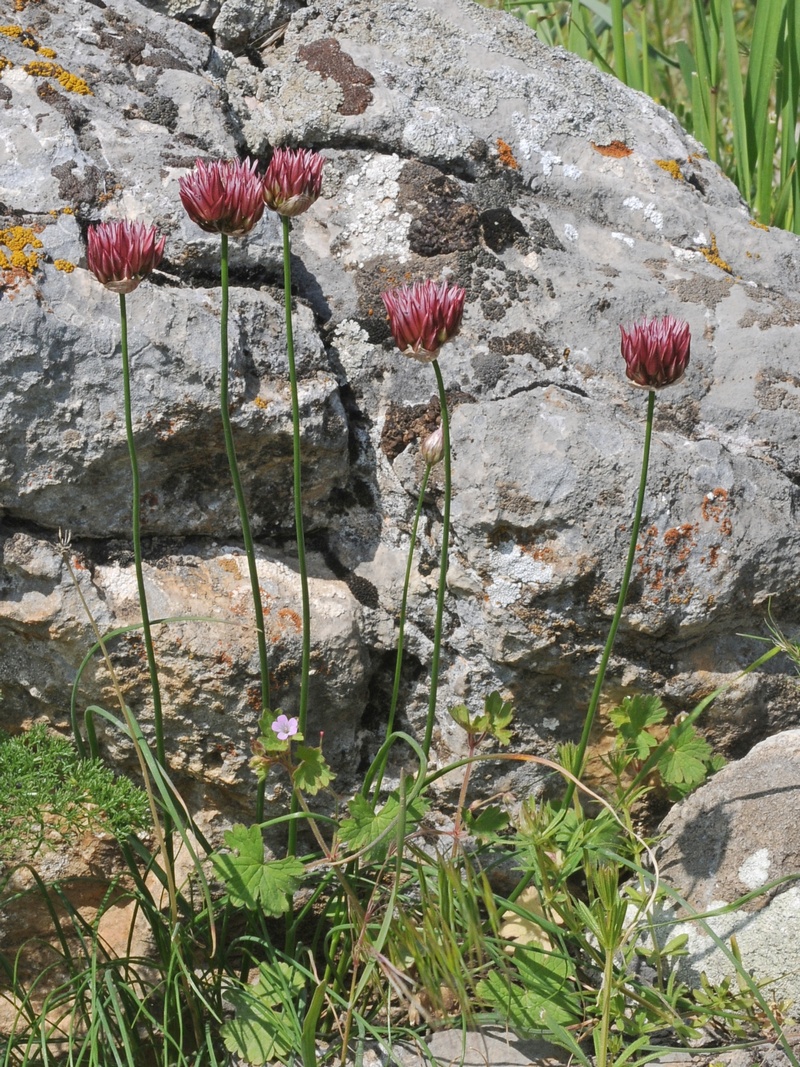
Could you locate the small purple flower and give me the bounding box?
[420,424,444,466]
[271,713,299,741]
[263,147,325,218]
[179,157,265,237]
[620,315,691,389]
[87,220,166,295]
[382,280,466,362]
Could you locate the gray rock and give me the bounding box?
[1,0,800,815]
[655,730,800,1008]
[393,1027,568,1067]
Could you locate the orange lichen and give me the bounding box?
[496,138,519,170]
[253,396,269,409]
[655,158,684,181]
[23,60,91,95]
[53,259,75,273]
[698,232,732,274]
[277,607,302,634]
[591,140,633,158]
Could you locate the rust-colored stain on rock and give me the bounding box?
[590,139,633,157]
[297,38,374,116]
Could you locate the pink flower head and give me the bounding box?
[382,280,466,362]
[420,424,444,466]
[179,157,265,237]
[619,316,691,389]
[262,147,325,218]
[87,220,166,295]
[271,713,299,741]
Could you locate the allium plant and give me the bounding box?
[263,147,324,219]
[382,281,466,758]
[180,157,271,731]
[620,315,691,389]
[382,279,465,362]
[87,220,166,767]
[564,314,692,806]
[87,220,166,294]
[178,157,265,237]
[262,145,326,853]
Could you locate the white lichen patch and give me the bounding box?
[738,848,771,889]
[486,540,553,607]
[563,224,578,242]
[623,196,663,230]
[612,232,635,247]
[331,154,412,267]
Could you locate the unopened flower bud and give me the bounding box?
[420,425,444,465]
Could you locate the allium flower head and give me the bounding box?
[263,147,325,218]
[87,220,166,295]
[271,713,299,741]
[382,280,466,362]
[620,315,691,389]
[179,157,265,237]
[420,425,445,466]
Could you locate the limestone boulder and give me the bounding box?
[0,0,799,817]
[655,730,800,1008]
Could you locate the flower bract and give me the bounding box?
[263,147,325,218]
[271,713,299,741]
[382,280,466,361]
[619,315,691,389]
[87,220,166,295]
[179,157,265,237]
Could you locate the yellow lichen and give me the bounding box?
[37,45,55,58]
[749,219,769,231]
[0,225,44,274]
[655,158,684,181]
[0,25,23,39]
[0,56,12,75]
[698,232,732,274]
[53,258,75,273]
[23,60,91,95]
[61,205,74,215]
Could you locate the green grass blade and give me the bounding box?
[720,0,751,204]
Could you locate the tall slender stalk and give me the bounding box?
[281,215,312,861]
[563,388,656,808]
[281,216,312,736]
[119,293,165,769]
[423,361,452,758]
[218,234,271,718]
[371,463,432,798]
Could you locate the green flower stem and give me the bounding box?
[563,388,656,808]
[424,360,452,758]
[372,462,432,799]
[119,293,164,768]
[281,216,312,734]
[218,234,271,720]
[282,216,312,863]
